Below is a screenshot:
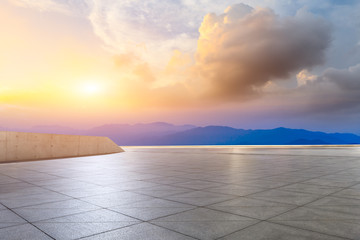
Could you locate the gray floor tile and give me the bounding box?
[270,206,360,221]
[0,182,34,194]
[34,222,137,240]
[209,196,295,208]
[37,209,139,223]
[248,189,322,205]
[331,188,360,200]
[32,178,91,187]
[0,192,71,208]
[151,208,258,239]
[209,197,296,220]
[79,191,153,207]
[131,185,191,197]
[111,206,195,221]
[165,191,236,206]
[278,183,343,195]
[270,220,360,239]
[0,187,53,200]
[205,185,266,196]
[152,207,256,221]
[110,198,195,221]
[209,205,296,220]
[303,178,360,187]
[0,175,22,184]
[0,224,53,240]
[108,181,160,191]
[0,209,27,229]
[81,222,196,240]
[350,183,360,189]
[241,179,291,188]
[307,196,360,206]
[12,199,100,222]
[112,198,194,208]
[56,186,120,198]
[171,180,225,190]
[153,220,258,240]
[219,221,346,240]
[147,177,190,185]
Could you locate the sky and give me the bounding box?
[1,0,360,133]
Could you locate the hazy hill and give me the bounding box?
[148,126,360,145]
[84,122,196,145]
[30,125,81,135]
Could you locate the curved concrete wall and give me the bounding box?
[0,131,124,163]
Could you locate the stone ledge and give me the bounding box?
[0,131,124,163]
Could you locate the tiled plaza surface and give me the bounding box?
[1,146,360,239]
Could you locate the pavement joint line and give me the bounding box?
[74,221,143,240]
[0,204,56,240]
[147,221,202,240]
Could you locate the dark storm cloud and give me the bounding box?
[288,64,360,115]
[323,64,360,90]
[196,4,332,99]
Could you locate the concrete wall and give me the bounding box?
[0,131,124,163]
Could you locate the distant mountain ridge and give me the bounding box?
[149,126,360,145]
[3,123,360,145]
[84,122,196,145]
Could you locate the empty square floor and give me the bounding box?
[1,146,360,240]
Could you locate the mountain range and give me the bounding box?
[1,122,360,145]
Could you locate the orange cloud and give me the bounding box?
[133,63,156,83]
[195,4,331,99]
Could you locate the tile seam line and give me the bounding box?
[147,221,202,240]
[74,221,201,240]
[1,205,56,240]
[74,221,142,240]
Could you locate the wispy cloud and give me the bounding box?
[7,0,88,15]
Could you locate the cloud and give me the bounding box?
[113,54,136,69]
[7,0,67,13]
[322,64,360,90]
[280,64,360,115]
[133,63,155,83]
[196,4,332,99]
[87,0,199,66]
[7,0,88,15]
[296,69,317,86]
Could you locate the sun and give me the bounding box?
[82,82,101,94]
[78,80,103,95]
